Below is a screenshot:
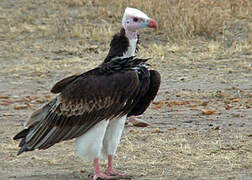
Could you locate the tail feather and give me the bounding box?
[17,145,30,156]
[13,129,29,140]
[19,138,26,147]
[13,98,57,155]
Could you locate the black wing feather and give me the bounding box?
[14,68,140,155]
[128,70,161,116]
[13,57,158,155]
[51,75,79,94]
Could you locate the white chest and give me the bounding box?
[123,38,137,58]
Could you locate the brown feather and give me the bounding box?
[15,69,140,153]
[13,57,159,155]
[128,70,161,116]
[51,75,79,94]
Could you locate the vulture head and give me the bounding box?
[122,7,157,39]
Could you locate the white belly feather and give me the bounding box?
[75,120,109,161]
[75,115,127,161]
[102,115,127,159]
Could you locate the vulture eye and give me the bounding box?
[133,17,138,22]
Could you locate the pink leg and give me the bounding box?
[105,155,129,178]
[93,158,113,180]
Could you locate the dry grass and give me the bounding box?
[58,0,252,41]
[3,0,251,41]
[116,129,252,178]
[1,0,251,68]
[1,0,251,76]
[2,126,251,179]
[1,0,252,179]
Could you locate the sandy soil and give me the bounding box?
[0,0,251,179]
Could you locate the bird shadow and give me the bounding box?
[12,173,135,180]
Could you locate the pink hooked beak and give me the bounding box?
[148,19,158,28]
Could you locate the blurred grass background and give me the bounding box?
[61,0,252,41]
[1,0,251,83]
[2,0,251,42]
[1,1,252,179]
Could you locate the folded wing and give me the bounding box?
[14,69,140,155]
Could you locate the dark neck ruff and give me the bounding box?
[103,28,129,63]
[103,28,140,64]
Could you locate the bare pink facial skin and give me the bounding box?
[122,7,158,39]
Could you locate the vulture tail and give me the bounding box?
[13,98,57,155]
[13,129,29,140]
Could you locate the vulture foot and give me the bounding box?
[105,169,133,179]
[90,171,117,180]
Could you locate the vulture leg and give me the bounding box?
[92,158,114,180]
[105,155,130,178]
[102,116,131,178]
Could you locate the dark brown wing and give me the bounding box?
[51,74,79,94]
[128,70,161,116]
[14,70,140,155]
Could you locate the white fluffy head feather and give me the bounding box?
[122,7,150,28]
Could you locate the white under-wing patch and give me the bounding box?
[101,115,127,158]
[75,120,109,162]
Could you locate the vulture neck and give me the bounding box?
[103,28,138,64]
[125,29,137,40]
[123,37,137,58]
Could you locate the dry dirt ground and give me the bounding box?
[0,0,252,180]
